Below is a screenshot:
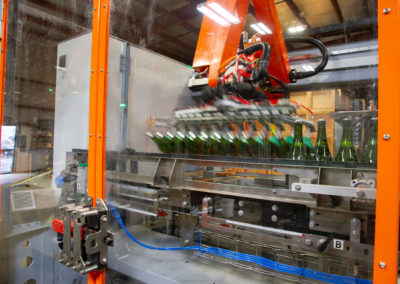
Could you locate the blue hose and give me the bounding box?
[108,202,372,284]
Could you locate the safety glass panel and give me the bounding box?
[0,1,94,283]
[104,1,377,283]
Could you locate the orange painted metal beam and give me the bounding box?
[253,0,290,83]
[373,0,400,282]
[0,0,9,231]
[88,0,110,283]
[192,0,290,86]
[192,0,250,86]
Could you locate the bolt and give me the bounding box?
[101,257,107,263]
[98,135,102,138]
[271,205,278,212]
[272,189,277,194]
[272,168,277,172]
[94,8,97,11]
[91,69,94,73]
[351,230,359,237]
[309,221,315,228]
[295,185,301,191]
[356,190,365,198]
[305,239,312,246]
[309,210,316,217]
[383,134,390,140]
[379,261,386,268]
[182,201,188,206]
[100,68,104,72]
[271,215,278,222]
[89,133,93,137]
[184,239,190,244]
[238,210,244,216]
[383,8,391,14]
[238,200,245,207]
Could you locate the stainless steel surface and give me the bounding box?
[291,183,376,199]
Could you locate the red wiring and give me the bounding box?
[290,100,313,114]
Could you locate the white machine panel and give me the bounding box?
[54,33,193,178]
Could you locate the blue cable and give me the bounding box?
[108,202,372,284]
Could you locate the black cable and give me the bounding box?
[237,42,271,82]
[269,74,289,98]
[285,37,329,82]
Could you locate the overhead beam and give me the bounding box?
[283,16,377,37]
[329,0,344,23]
[285,0,310,27]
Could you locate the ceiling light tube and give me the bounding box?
[208,2,239,24]
[257,23,272,34]
[251,23,266,35]
[197,4,229,26]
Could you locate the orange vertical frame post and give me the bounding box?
[0,0,9,230]
[374,0,400,282]
[88,0,110,283]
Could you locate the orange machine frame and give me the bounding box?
[0,0,397,283]
[192,0,290,87]
[373,0,400,282]
[87,0,110,283]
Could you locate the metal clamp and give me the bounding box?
[54,199,114,274]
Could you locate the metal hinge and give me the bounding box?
[119,53,131,75]
[53,198,114,274]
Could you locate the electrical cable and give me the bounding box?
[285,37,329,82]
[108,202,372,284]
[268,74,289,98]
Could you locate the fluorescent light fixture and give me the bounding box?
[251,22,272,35]
[302,64,315,72]
[289,25,305,33]
[251,23,266,35]
[258,23,272,34]
[197,4,229,26]
[208,2,239,24]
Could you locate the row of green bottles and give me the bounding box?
[288,117,377,164]
[362,117,377,164]
[148,117,377,164]
[149,127,287,158]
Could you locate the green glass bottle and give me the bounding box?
[234,127,249,157]
[313,119,332,161]
[288,120,307,160]
[163,132,175,153]
[248,127,264,158]
[184,130,195,155]
[362,117,377,164]
[173,131,185,154]
[217,128,235,156]
[147,132,166,153]
[335,118,358,163]
[200,128,212,155]
[275,129,290,158]
[303,127,314,160]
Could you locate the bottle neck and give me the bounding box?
[293,123,303,141]
[316,122,327,141]
[368,119,378,144]
[341,120,353,142]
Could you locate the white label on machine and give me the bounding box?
[333,239,344,250]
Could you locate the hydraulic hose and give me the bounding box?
[285,37,329,82]
[237,42,271,82]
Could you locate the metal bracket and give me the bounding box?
[55,198,114,274]
[291,183,376,199]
